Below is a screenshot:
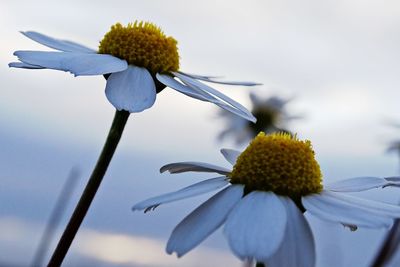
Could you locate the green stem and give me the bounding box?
[256,263,265,267]
[48,110,130,266]
[370,219,400,267]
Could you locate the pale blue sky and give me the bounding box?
[1,0,400,266]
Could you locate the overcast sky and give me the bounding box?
[1,0,400,266]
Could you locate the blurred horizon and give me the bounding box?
[1,0,400,266]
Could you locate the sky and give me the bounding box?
[1,0,400,266]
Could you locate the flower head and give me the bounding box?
[9,22,259,120]
[218,92,301,144]
[230,132,322,198]
[98,22,179,74]
[133,132,400,266]
[386,122,400,155]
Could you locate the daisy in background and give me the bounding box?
[218,92,301,144]
[386,122,400,165]
[9,21,259,266]
[133,132,400,267]
[9,21,258,121]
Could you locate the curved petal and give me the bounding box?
[14,51,128,76]
[9,62,44,69]
[159,73,256,122]
[264,197,315,267]
[325,177,389,192]
[21,31,96,53]
[166,185,244,257]
[224,191,287,261]
[385,176,400,182]
[322,191,400,217]
[212,96,258,123]
[177,72,222,79]
[179,71,261,86]
[220,149,241,166]
[132,177,229,212]
[173,72,256,123]
[158,73,257,123]
[156,74,215,102]
[384,176,400,188]
[160,162,230,175]
[105,66,156,112]
[302,192,393,228]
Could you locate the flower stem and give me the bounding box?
[370,219,400,267]
[256,262,265,267]
[31,168,80,267]
[48,110,130,266]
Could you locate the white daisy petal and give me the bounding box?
[220,149,241,165]
[265,197,315,267]
[105,66,156,112]
[224,191,287,261]
[167,185,244,257]
[385,176,400,187]
[21,31,96,53]
[214,101,257,123]
[323,191,400,217]
[160,162,230,175]
[177,72,222,80]
[158,73,256,123]
[132,177,229,212]
[173,72,256,122]
[156,73,216,102]
[179,71,261,86]
[303,192,393,228]
[8,62,44,69]
[160,73,256,122]
[385,176,400,182]
[14,51,128,76]
[325,177,389,192]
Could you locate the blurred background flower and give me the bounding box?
[217,92,302,144]
[386,122,400,161]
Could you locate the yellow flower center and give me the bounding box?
[229,132,323,198]
[98,21,180,74]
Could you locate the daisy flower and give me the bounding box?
[387,138,400,159]
[133,132,400,267]
[9,21,258,121]
[9,21,259,265]
[218,92,301,144]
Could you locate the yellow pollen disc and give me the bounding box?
[229,132,323,198]
[98,21,180,74]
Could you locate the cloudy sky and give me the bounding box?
[1,0,400,266]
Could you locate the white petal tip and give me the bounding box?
[166,247,184,258]
[159,167,168,173]
[131,204,143,212]
[9,61,44,69]
[248,82,263,86]
[131,203,159,213]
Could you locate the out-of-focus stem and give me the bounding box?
[31,168,80,267]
